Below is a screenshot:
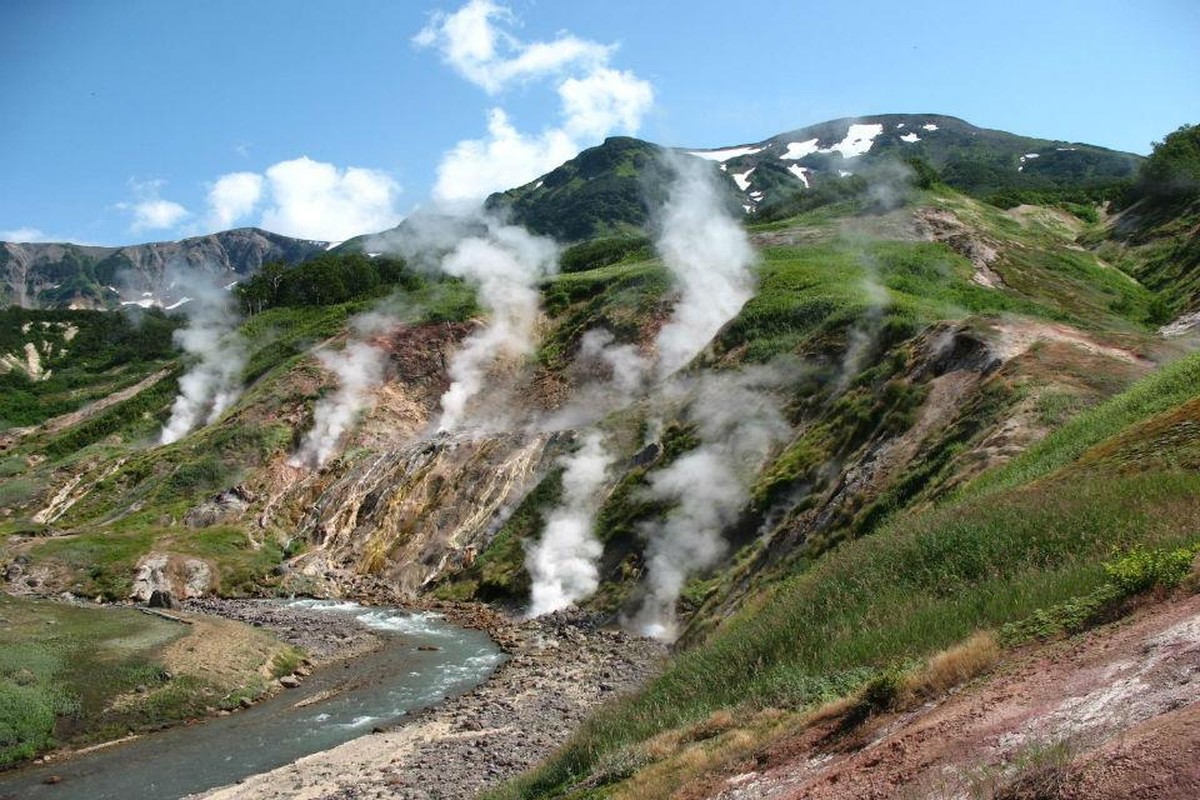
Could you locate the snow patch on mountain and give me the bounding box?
[900,132,921,143]
[686,145,765,163]
[787,164,811,188]
[731,168,756,191]
[780,139,821,160]
[825,123,884,158]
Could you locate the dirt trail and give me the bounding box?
[712,594,1200,800]
[9,367,172,442]
[990,319,1151,366]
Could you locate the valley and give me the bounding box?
[1,113,1198,799]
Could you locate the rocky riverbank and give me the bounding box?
[196,607,666,800]
[183,597,385,665]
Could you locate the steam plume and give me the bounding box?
[525,431,614,616]
[633,367,790,640]
[291,341,388,468]
[654,155,756,377]
[436,221,559,431]
[160,275,246,445]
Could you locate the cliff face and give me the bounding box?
[0,228,327,309]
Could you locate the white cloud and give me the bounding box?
[433,109,579,205]
[118,179,190,234]
[0,227,48,243]
[203,157,402,241]
[259,157,402,241]
[560,68,654,140]
[206,172,265,230]
[415,0,610,94]
[420,0,654,205]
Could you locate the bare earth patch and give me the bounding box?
[710,594,1200,800]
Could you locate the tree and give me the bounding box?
[1136,124,1200,202]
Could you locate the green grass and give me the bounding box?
[490,377,1200,798]
[718,239,1056,364]
[539,260,670,368]
[30,527,158,599]
[964,351,1200,497]
[164,526,285,595]
[0,595,185,765]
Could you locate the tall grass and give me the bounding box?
[963,351,1200,497]
[492,465,1200,798]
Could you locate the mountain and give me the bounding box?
[489,113,1142,241]
[0,228,330,310]
[3,115,1143,310]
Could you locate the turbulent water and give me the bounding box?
[0,601,504,800]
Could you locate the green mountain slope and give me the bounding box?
[487,114,1142,242]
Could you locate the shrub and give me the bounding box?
[1103,544,1197,594]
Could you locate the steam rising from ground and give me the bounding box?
[525,152,764,621]
[160,275,246,445]
[654,154,757,377]
[526,431,615,616]
[633,367,791,640]
[291,341,388,468]
[436,221,559,431]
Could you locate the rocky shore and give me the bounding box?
[183,597,386,665]
[196,606,666,800]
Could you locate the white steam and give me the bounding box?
[436,221,559,432]
[654,155,757,377]
[160,276,246,445]
[633,367,790,640]
[525,431,615,616]
[291,341,388,468]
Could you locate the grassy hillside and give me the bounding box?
[489,351,1200,799]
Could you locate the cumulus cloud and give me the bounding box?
[433,109,580,205]
[414,0,610,94]
[418,0,654,205]
[118,179,190,234]
[206,172,265,230]
[203,157,402,241]
[560,68,653,140]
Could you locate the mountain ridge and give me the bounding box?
[3,113,1146,310]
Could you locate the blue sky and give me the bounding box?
[1,0,1196,246]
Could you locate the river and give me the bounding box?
[0,600,505,800]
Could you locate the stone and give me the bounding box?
[280,675,301,688]
[148,589,177,609]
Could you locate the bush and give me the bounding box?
[1103,544,1197,594]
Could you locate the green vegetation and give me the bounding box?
[0,595,184,765]
[435,470,564,603]
[965,351,1200,497]
[491,367,1200,797]
[236,252,421,314]
[1131,123,1200,204]
[488,137,676,242]
[560,236,653,274]
[0,307,180,430]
